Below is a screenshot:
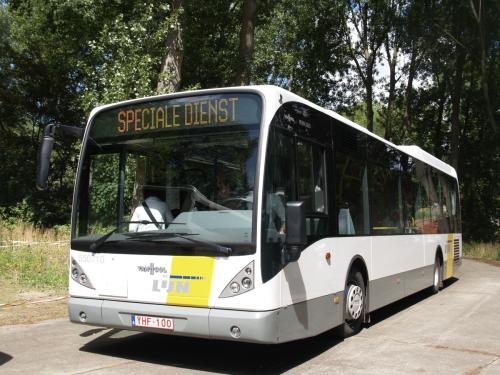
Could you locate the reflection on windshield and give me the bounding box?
[75,127,259,249]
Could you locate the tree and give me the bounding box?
[341,0,389,132]
[157,0,184,94]
[253,0,349,105]
[469,0,498,135]
[181,0,241,89]
[0,0,498,242]
[380,0,405,141]
[235,0,257,85]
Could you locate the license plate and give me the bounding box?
[131,314,174,330]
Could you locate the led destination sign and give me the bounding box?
[90,93,261,141]
[117,97,238,133]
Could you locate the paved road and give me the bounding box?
[1,259,499,374]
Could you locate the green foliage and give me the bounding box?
[0,222,69,292]
[181,1,241,89]
[78,1,173,109]
[463,242,500,261]
[338,101,386,138]
[0,244,68,291]
[0,0,498,242]
[253,0,349,105]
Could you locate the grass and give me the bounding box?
[463,242,500,262]
[0,222,69,298]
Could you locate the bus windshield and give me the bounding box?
[73,93,261,255]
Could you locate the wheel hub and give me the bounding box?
[346,284,363,320]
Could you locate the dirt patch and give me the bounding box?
[464,256,500,268]
[0,279,68,325]
[0,296,68,325]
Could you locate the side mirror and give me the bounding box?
[36,124,56,190]
[35,124,84,190]
[284,201,307,262]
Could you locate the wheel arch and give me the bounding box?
[434,245,445,290]
[435,245,444,265]
[346,255,369,289]
[345,255,370,319]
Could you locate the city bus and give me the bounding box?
[37,85,462,343]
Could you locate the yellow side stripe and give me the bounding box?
[446,234,454,278]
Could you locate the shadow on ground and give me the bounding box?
[80,278,459,374]
[369,277,458,326]
[0,351,13,366]
[81,327,342,374]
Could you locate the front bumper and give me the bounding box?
[69,297,281,344]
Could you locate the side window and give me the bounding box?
[296,139,328,238]
[334,123,369,236]
[369,166,403,235]
[296,140,314,211]
[448,176,461,233]
[335,154,370,235]
[414,161,436,234]
[262,129,293,241]
[261,128,294,282]
[402,173,422,234]
[436,173,451,233]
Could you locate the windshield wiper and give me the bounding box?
[89,220,188,252]
[88,220,173,252]
[89,227,119,252]
[130,232,232,256]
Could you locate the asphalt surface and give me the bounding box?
[1,259,499,374]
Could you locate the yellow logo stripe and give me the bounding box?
[446,234,454,278]
[166,256,215,307]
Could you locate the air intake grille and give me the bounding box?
[453,239,460,261]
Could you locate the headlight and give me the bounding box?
[71,257,95,289]
[230,282,240,293]
[241,277,252,289]
[219,261,255,298]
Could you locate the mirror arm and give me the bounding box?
[53,124,84,139]
[42,123,84,139]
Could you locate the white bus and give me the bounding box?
[38,85,462,343]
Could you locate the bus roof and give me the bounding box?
[257,85,458,180]
[88,85,457,180]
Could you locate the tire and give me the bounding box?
[342,269,366,338]
[431,256,443,294]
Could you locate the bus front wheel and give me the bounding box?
[431,256,443,294]
[342,269,365,337]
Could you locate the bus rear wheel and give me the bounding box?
[342,269,365,337]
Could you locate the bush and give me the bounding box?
[463,242,500,261]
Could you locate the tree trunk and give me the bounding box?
[384,38,398,141]
[434,76,446,159]
[235,0,257,86]
[366,63,374,133]
[402,46,417,143]
[469,0,498,134]
[450,48,466,171]
[343,0,387,133]
[157,0,184,94]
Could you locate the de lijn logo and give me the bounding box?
[137,263,204,294]
[152,274,205,294]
